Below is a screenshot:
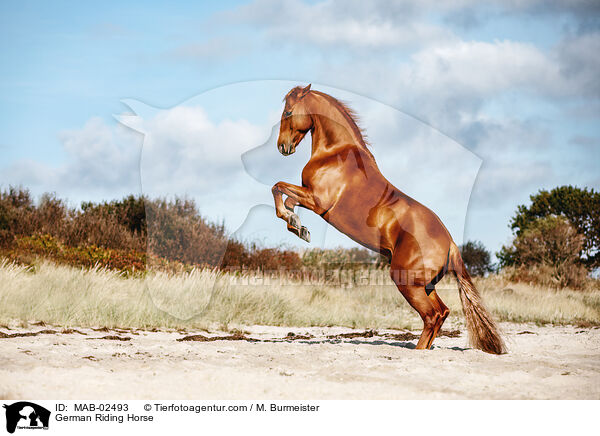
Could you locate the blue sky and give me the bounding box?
[1,0,599,258]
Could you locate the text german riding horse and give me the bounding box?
[272,85,505,354]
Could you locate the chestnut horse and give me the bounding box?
[272,84,506,354]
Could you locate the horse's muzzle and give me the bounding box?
[278,142,296,156]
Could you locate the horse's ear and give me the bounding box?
[299,84,311,99]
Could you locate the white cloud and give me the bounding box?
[58,117,141,188]
[555,32,600,97]
[228,0,600,53]
[328,35,599,123]
[0,103,268,214]
[226,0,456,51]
[1,117,142,202]
[472,161,554,206]
[228,0,599,105]
[121,104,266,198]
[405,40,557,98]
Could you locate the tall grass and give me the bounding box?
[0,260,598,330]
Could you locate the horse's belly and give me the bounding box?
[329,217,388,251]
[324,199,396,255]
[322,183,451,263]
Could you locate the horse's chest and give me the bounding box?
[302,151,360,184]
[301,161,347,202]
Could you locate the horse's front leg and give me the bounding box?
[284,196,299,213]
[283,197,305,239]
[271,182,319,242]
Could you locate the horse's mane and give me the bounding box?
[311,90,371,149]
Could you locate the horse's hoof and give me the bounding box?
[287,225,300,237]
[288,213,300,229]
[300,226,311,243]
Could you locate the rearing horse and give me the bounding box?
[272,84,506,354]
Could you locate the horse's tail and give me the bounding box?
[449,242,506,354]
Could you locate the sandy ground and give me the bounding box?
[0,323,598,399]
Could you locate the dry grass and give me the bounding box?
[0,260,598,330]
[470,274,600,325]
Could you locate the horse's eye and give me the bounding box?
[284,111,292,118]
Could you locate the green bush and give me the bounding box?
[0,186,304,273]
[510,185,600,269]
[7,234,146,275]
[498,216,589,289]
[460,240,493,276]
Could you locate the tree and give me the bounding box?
[509,185,600,269]
[459,240,493,276]
[497,216,588,289]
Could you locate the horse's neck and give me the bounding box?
[309,108,368,156]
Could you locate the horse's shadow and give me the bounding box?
[346,339,416,349]
[275,338,469,352]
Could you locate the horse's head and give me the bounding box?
[278,84,313,156]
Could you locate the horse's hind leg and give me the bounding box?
[404,286,440,349]
[430,290,449,324]
[426,289,450,348]
[390,268,445,350]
